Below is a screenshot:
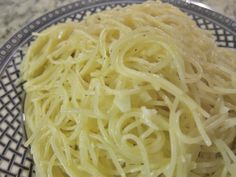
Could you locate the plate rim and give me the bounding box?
[0,0,236,175]
[0,0,235,75]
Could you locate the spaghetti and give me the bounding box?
[21,1,236,177]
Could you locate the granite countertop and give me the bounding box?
[0,0,236,45]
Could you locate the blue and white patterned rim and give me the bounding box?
[0,0,235,176]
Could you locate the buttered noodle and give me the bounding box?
[21,1,236,177]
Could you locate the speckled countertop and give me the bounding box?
[0,0,236,45]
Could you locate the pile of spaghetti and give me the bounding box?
[21,1,236,177]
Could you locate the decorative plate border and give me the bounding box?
[0,0,235,75]
[0,0,235,176]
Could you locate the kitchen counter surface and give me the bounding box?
[0,0,236,45]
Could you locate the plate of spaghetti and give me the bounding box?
[0,0,236,177]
